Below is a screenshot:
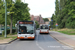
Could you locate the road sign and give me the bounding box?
[51,19,53,21]
[56,23,58,26]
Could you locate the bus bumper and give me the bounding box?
[17,37,35,39]
[40,32,49,33]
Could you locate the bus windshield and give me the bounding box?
[40,25,48,29]
[19,24,34,34]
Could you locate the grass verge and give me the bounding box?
[52,28,75,35]
[0,33,17,42]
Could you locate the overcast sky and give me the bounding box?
[22,0,55,18]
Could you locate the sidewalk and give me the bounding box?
[0,35,17,45]
[0,38,12,44]
[50,31,75,48]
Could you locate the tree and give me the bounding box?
[6,0,16,34]
[43,18,49,22]
[10,1,30,34]
[13,2,30,23]
[0,0,30,35]
[51,0,75,28]
[16,0,21,2]
[51,14,56,28]
[35,21,39,29]
[55,0,59,18]
[0,0,5,24]
[51,0,59,28]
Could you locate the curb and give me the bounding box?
[50,34,75,49]
[0,38,17,45]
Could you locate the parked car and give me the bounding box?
[0,29,4,35]
[0,27,16,35]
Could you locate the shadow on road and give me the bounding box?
[39,33,49,35]
[18,39,35,41]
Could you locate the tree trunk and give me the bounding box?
[10,15,12,34]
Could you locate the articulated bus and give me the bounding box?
[40,24,50,34]
[17,21,36,39]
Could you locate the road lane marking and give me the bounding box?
[36,30,44,50]
[36,41,44,50]
[48,46,73,49]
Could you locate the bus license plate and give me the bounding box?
[24,36,27,39]
[24,37,27,39]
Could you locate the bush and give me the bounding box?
[2,29,16,35]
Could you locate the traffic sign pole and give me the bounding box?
[56,23,58,30]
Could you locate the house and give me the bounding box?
[30,15,44,24]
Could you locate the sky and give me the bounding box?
[22,0,55,18]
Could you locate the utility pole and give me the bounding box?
[39,16,40,25]
[5,0,7,38]
[39,17,40,24]
[39,15,41,24]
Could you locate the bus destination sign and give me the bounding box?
[19,22,33,24]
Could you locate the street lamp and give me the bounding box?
[5,0,7,38]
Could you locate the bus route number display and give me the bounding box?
[19,22,33,24]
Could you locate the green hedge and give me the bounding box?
[2,29,16,35]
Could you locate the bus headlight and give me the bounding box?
[31,34,34,37]
[31,35,34,37]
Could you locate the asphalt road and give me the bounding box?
[0,30,74,50]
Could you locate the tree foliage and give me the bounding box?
[51,0,75,28]
[0,0,30,34]
[43,18,49,22]
[0,0,5,24]
[35,21,39,29]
